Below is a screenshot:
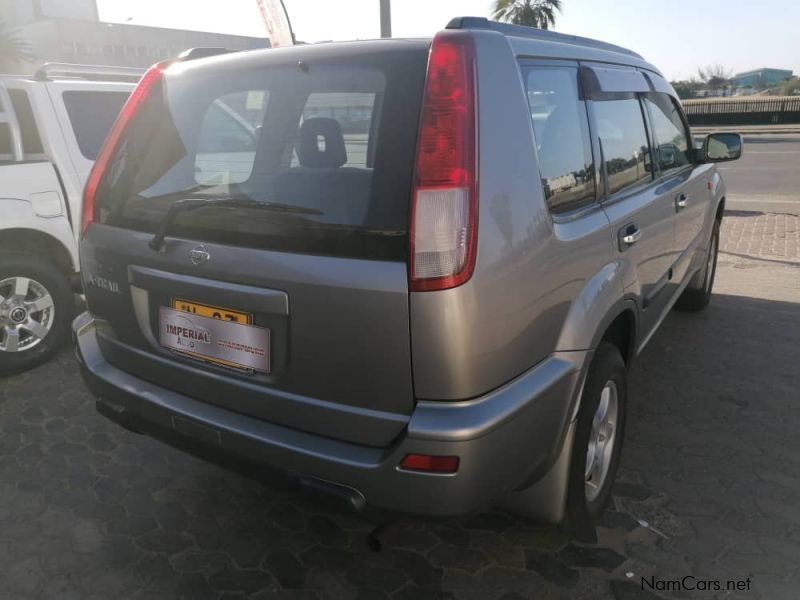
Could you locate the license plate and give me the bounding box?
[172,298,250,324]
[159,304,270,373]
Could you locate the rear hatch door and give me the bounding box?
[82,41,430,446]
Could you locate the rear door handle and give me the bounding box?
[676,193,690,210]
[619,224,642,249]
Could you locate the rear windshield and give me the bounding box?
[96,46,428,260]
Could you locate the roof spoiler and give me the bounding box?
[176,47,237,61]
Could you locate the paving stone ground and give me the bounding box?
[2,211,799,600]
[720,211,800,264]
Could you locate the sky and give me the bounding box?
[96,0,800,81]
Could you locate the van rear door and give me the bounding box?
[81,42,430,447]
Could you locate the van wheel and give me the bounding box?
[0,254,74,376]
[675,220,720,312]
[567,342,627,526]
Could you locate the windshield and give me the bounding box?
[96,46,428,260]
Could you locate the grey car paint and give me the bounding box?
[411,29,724,401]
[411,31,616,400]
[79,225,415,448]
[75,309,583,517]
[74,22,728,521]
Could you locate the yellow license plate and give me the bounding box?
[172,299,251,324]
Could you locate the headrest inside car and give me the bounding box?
[297,117,347,168]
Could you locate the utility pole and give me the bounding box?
[380,0,392,38]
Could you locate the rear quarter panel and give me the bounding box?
[410,31,624,400]
[0,162,77,271]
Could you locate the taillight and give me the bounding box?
[81,61,170,237]
[409,31,478,292]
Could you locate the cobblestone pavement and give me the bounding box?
[720,212,800,264]
[2,213,800,600]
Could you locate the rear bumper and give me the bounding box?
[73,311,584,518]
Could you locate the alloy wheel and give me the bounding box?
[0,277,55,353]
[585,380,619,502]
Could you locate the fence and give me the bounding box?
[682,96,800,126]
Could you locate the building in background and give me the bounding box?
[2,0,100,23]
[1,0,268,74]
[734,68,794,89]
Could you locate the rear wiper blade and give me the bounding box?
[148,197,323,251]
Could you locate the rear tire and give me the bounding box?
[675,220,720,312]
[566,342,628,526]
[0,253,74,376]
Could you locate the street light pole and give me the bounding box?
[380,0,391,38]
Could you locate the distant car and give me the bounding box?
[0,64,136,374]
[73,17,741,526]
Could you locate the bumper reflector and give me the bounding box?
[399,454,459,474]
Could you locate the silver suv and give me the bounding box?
[73,18,741,526]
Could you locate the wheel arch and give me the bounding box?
[503,302,638,524]
[715,196,725,223]
[0,228,76,276]
[566,299,638,425]
[598,306,637,367]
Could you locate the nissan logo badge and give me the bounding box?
[189,245,211,266]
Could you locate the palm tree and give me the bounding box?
[0,18,32,68]
[492,0,563,30]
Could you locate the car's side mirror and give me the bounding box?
[658,143,677,168]
[701,132,743,162]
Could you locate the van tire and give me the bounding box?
[566,342,627,527]
[0,253,75,376]
[675,220,720,312]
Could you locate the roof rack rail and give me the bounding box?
[177,47,237,61]
[34,63,145,82]
[445,16,643,60]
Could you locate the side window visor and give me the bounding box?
[580,64,649,100]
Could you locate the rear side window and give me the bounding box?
[642,93,691,172]
[10,90,43,154]
[0,96,11,159]
[0,90,44,158]
[592,98,652,196]
[63,91,129,159]
[524,66,595,214]
[96,47,428,261]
